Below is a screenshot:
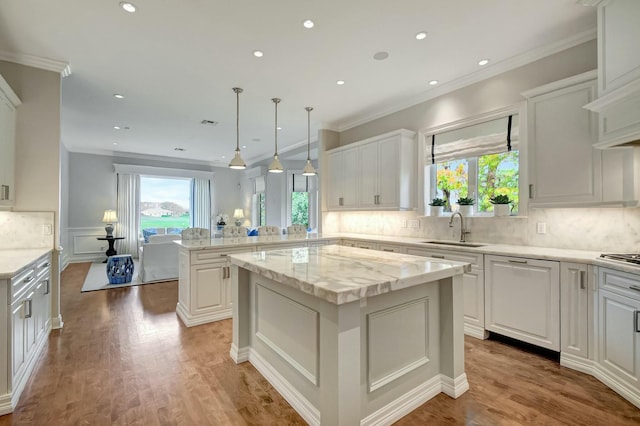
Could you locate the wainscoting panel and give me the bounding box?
[67,227,109,263]
[367,297,431,392]
[255,284,319,385]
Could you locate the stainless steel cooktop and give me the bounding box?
[600,253,640,266]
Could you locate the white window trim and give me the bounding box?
[417,103,528,216]
[286,170,318,230]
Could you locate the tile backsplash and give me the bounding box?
[323,207,640,252]
[0,211,55,249]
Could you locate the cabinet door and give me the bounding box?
[355,241,378,250]
[341,147,360,208]
[359,142,378,208]
[24,290,37,357]
[327,151,344,209]
[0,91,16,205]
[376,137,400,208]
[11,298,27,381]
[485,255,560,350]
[34,279,47,342]
[528,79,601,206]
[191,260,226,315]
[598,289,640,388]
[561,263,590,359]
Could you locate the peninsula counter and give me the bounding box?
[228,245,470,426]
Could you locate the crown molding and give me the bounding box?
[0,50,72,76]
[65,145,221,168]
[333,27,597,132]
[244,136,318,167]
[575,0,602,6]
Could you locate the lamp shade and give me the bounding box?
[102,210,118,223]
[233,209,244,219]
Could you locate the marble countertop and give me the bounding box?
[175,234,337,250]
[0,248,53,279]
[228,245,471,305]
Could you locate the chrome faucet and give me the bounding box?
[449,211,471,242]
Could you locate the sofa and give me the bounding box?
[138,234,181,282]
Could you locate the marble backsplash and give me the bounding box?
[323,207,640,253]
[0,211,55,249]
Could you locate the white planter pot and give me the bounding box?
[458,205,474,217]
[429,205,444,217]
[493,204,510,217]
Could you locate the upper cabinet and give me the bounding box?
[584,0,640,148]
[523,71,639,207]
[326,129,416,211]
[0,74,20,207]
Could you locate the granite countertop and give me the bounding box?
[228,244,470,305]
[174,234,336,250]
[0,248,53,279]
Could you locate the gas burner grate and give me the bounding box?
[600,253,640,265]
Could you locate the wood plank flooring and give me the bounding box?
[1,262,638,425]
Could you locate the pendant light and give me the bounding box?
[268,98,284,173]
[302,107,317,176]
[228,87,246,170]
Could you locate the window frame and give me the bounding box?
[286,170,318,230]
[418,103,528,217]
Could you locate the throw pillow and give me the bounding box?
[142,228,157,243]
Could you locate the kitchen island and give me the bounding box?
[228,245,470,426]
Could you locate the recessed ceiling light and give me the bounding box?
[221,155,226,159]
[119,2,136,13]
[415,32,427,40]
[112,142,118,146]
[113,126,121,130]
[478,59,490,66]
[113,94,124,99]
[373,51,389,61]
[277,127,282,130]
[429,80,438,86]
[253,50,264,58]
[336,80,345,85]
[242,145,247,149]
[303,19,314,29]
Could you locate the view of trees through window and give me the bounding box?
[258,193,266,226]
[291,192,309,227]
[436,150,519,213]
[140,176,191,230]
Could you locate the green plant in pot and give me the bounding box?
[457,196,475,216]
[429,198,446,217]
[489,194,511,217]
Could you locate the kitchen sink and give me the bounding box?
[421,240,487,248]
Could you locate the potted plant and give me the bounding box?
[457,196,475,217]
[428,198,446,217]
[489,194,511,217]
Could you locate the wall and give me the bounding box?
[0,60,63,328]
[321,40,640,253]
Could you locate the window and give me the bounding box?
[257,193,266,226]
[291,192,309,226]
[252,175,266,227]
[140,176,191,232]
[287,171,318,230]
[427,112,521,215]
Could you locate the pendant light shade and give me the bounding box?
[228,87,246,170]
[302,106,317,176]
[268,98,284,173]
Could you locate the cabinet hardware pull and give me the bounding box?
[1,185,9,201]
[24,299,33,318]
[630,285,640,293]
[220,254,227,257]
[23,276,34,284]
[44,279,50,295]
[580,271,586,290]
[43,262,51,267]
[508,259,528,264]
[339,197,344,206]
[636,311,640,333]
[432,255,445,259]
[223,267,228,279]
[529,184,533,199]
[382,249,393,252]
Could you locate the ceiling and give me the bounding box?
[0,0,596,167]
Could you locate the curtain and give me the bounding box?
[191,178,211,229]
[116,173,140,256]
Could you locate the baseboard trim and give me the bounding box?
[9,326,51,413]
[464,324,489,340]
[0,393,12,416]
[441,373,470,398]
[175,303,231,327]
[230,344,250,363]
[249,348,320,426]
[51,315,64,330]
[592,364,640,409]
[560,353,594,376]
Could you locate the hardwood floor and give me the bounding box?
[1,262,638,425]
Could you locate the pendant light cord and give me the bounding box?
[306,107,313,161]
[236,90,240,151]
[272,98,280,156]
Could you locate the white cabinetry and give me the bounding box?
[596,267,640,406]
[0,74,20,207]
[326,129,416,211]
[524,71,638,207]
[406,247,486,339]
[584,0,640,148]
[485,255,560,351]
[1,252,52,415]
[560,263,592,371]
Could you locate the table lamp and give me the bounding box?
[102,209,118,238]
[233,208,244,226]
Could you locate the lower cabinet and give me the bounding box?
[1,251,52,416]
[485,255,560,351]
[596,267,640,399]
[560,262,591,362]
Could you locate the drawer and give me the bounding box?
[407,247,483,269]
[36,253,52,279]
[355,242,379,250]
[193,247,255,264]
[599,267,640,301]
[11,265,37,303]
[377,243,407,254]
